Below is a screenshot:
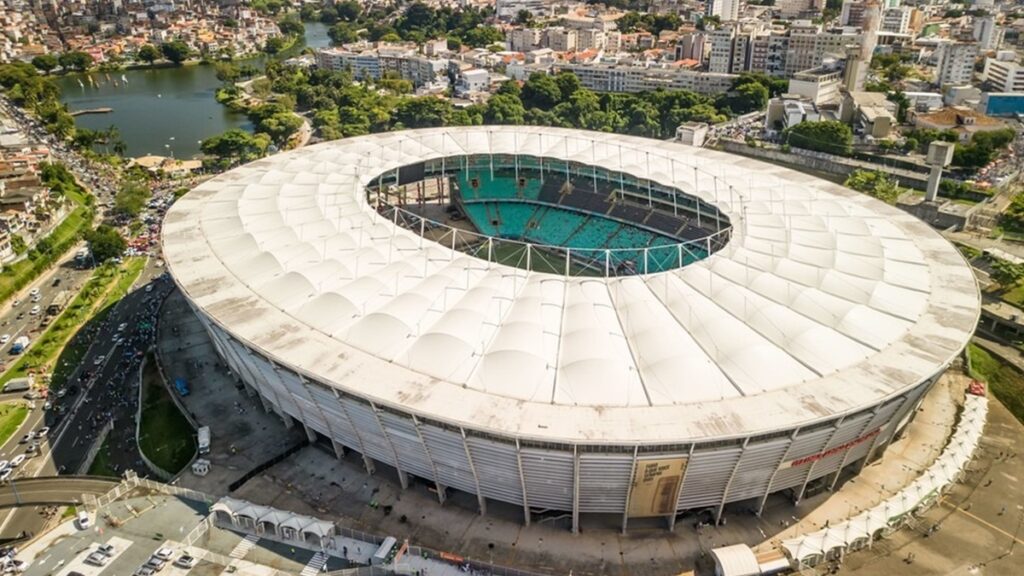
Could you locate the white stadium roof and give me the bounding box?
[162,126,980,444]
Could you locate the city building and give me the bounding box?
[675,122,709,146]
[706,0,740,22]
[972,16,1002,52]
[788,63,845,106]
[766,96,825,132]
[315,47,448,89]
[983,55,1024,93]
[675,32,707,63]
[163,126,978,534]
[455,68,489,97]
[933,42,979,87]
[881,7,914,35]
[495,0,550,20]
[552,61,737,94]
[840,91,898,139]
[910,106,1007,142]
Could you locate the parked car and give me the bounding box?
[9,455,25,468]
[29,306,39,316]
[84,552,108,566]
[0,469,11,482]
[35,427,49,438]
[144,557,165,572]
[0,335,9,345]
[153,547,173,561]
[18,434,31,444]
[132,567,156,576]
[76,510,89,529]
[97,543,115,556]
[174,554,196,569]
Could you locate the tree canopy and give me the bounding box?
[200,129,271,162]
[160,41,191,65]
[85,225,127,263]
[783,120,854,156]
[30,54,58,74]
[137,44,160,64]
[844,170,902,204]
[114,178,151,217]
[58,51,94,72]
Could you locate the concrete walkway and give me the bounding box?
[755,370,969,553]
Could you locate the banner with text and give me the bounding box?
[627,457,688,518]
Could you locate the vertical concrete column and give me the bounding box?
[303,423,317,443]
[571,445,580,535]
[258,393,273,414]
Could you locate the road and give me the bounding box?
[0,477,116,508]
[0,258,169,539]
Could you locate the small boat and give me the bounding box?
[112,80,119,87]
[105,72,112,82]
[77,79,84,88]
[121,74,128,84]
[157,93,162,98]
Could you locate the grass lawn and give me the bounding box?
[968,343,1024,425]
[0,403,28,446]
[0,257,145,388]
[87,435,118,478]
[0,189,92,305]
[138,354,196,475]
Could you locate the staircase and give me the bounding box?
[229,534,259,559]
[301,552,328,576]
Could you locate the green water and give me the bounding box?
[55,22,331,158]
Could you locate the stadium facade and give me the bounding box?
[162,127,980,532]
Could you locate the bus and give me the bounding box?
[47,290,71,316]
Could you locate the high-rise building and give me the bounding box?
[786,23,861,77]
[972,16,1003,51]
[706,0,740,22]
[982,56,1024,92]
[675,33,707,63]
[708,26,737,74]
[933,42,979,87]
[841,0,867,27]
[881,7,913,35]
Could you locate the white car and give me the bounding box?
[0,460,8,470]
[77,510,90,529]
[9,455,25,468]
[29,306,40,316]
[94,355,105,366]
[117,322,128,332]
[30,294,40,303]
[11,299,19,307]
[85,552,108,566]
[153,547,174,561]
[28,288,39,298]
[0,468,14,482]
[34,427,49,438]
[0,334,9,345]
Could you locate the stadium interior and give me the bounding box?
[368,154,731,276]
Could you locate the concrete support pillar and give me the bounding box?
[396,468,409,490]
[925,164,943,202]
[258,393,272,414]
[571,445,580,535]
[303,423,317,443]
[280,411,294,430]
[331,439,346,460]
[362,455,376,475]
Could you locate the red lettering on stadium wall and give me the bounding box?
[780,428,882,469]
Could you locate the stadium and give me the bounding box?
[162,126,980,533]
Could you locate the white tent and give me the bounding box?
[710,544,760,576]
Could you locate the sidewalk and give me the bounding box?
[755,370,969,553]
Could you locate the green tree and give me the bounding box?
[114,178,151,217]
[30,54,58,74]
[58,51,94,72]
[393,97,454,128]
[989,258,1024,288]
[256,112,303,145]
[85,225,127,263]
[138,44,160,64]
[160,41,191,65]
[484,93,526,124]
[521,73,561,110]
[844,170,902,204]
[201,129,271,161]
[263,36,288,55]
[783,120,854,155]
[278,14,305,37]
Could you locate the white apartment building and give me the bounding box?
[983,57,1024,93]
[708,26,737,74]
[577,29,606,51]
[972,16,1003,52]
[455,68,489,96]
[545,27,578,52]
[508,28,541,53]
[881,7,913,35]
[706,0,740,22]
[315,47,446,88]
[933,42,978,87]
[552,62,737,94]
[788,64,844,106]
[495,0,549,20]
[675,33,706,63]
[785,23,860,77]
